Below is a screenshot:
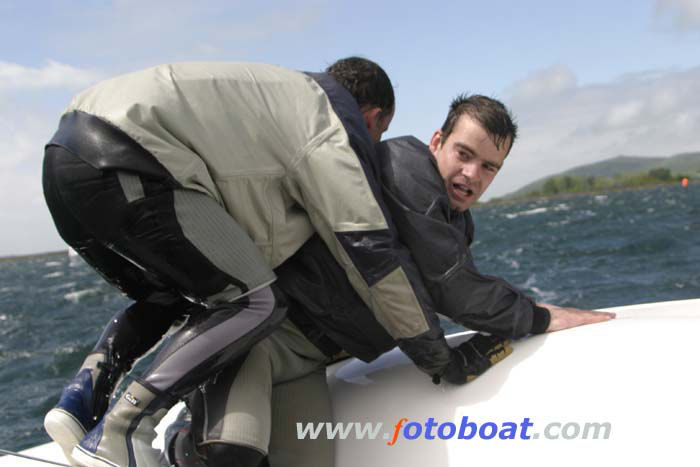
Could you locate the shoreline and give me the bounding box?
[0,249,67,262]
[477,180,693,208]
[1,181,694,260]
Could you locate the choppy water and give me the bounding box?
[0,184,698,452]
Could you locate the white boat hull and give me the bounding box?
[2,298,699,467]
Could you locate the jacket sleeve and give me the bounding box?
[287,130,453,377]
[377,138,550,338]
[386,189,549,337]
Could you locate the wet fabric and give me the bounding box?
[277,136,551,371]
[187,320,330,457]
[43,144,284,398]
[50,63,450,375]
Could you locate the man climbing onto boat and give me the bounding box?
[167,94,616,467]
[41,57,467,467]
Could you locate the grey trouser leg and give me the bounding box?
[189,320,333,466]
[142,287,287,397]
[268,370,334,467]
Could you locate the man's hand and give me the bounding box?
[540,303,616,332]
[438,334,513,385]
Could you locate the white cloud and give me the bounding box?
[0,109,65,256]
[0,58,107,255]
[654,0,700,31]
[44,1,327,66]
[486,65,700,198]
[506,65,577,101]
[603,100,644,128]
[0,60,103,92]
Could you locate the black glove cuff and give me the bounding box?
[438,349,470,385]
[531,305,551,334]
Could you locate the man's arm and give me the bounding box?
[284,88,459,380]
[539,304,615,332]
[377,137,548,338]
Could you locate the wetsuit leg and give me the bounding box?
[43,145,289,467]
[174,320,331,467]
[43,146,192,464]
[166,371,333,467]
[46,143,275,302]
[141,287,287,398]
[44,145,192,393]
[43,146,181,305]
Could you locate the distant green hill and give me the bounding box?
[507,151,700,199]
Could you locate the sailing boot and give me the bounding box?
[71,286,286,467]
[44,352,121,465]
[44,303,177,464]
[72,380,175,467]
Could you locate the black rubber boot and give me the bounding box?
[44,303,178,464]
[72,287,286,467]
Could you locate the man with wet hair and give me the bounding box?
[172,94,613,467]
[326,56,395,143]
[276,94,614,384]
[42,56,460,467]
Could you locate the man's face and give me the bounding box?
[429,115,509,211]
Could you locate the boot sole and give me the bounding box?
[44,408,87,465]
[72,445,121,467]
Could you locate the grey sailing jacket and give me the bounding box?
[51,62,451,375]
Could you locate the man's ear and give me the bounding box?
[361,107,382,133]
[429,130,443,156]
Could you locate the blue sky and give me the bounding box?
[1,0,700,255]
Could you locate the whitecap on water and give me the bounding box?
[55,344,80,354]
[497,252,520,269]
[519,275,558,302]
[505,207,549,219]
[64,287,101,303]
[43,271,64,278]
[0,350,33,361]
[45,261,62,267]
[530,286,559,303]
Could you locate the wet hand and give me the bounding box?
[541,304,616,332]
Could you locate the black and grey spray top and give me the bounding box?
[277,136,550,375]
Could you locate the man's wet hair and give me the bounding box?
[440,94,518,154]
[327,57,395,116]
